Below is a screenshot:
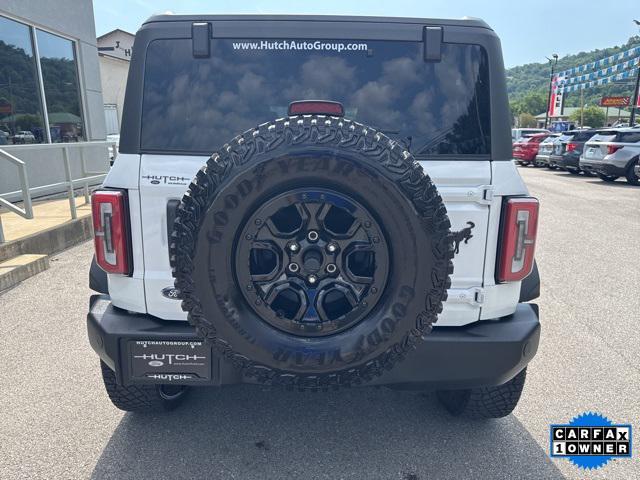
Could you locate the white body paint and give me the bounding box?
[103,154,529,326]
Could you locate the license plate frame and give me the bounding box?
[128,339,212,384]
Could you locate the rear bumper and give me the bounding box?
[535,154,550,165]
[559,153,580,169]
[579,160,625,177]
[548,154,562,167]
[87,295,540,390]
[514,154,536,163]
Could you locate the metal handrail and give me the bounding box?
[0,141,115,244]
[0,149,33,243]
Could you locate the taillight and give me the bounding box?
[91,190,131,275]
[607,145,622,155]
[566,142,577,152]
[497,197,539,283]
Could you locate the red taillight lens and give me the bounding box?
[91,190,131,275]
[497,197,539,283]
[607,145,622,155]
[288,100,344,116]
[566,142,577,152]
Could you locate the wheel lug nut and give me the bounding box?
[307,274,318,285]
[307,230,319,242]
[288,242,300,253]
[288,263,300,273]
[326,263,337,274]
[326,242,338,253]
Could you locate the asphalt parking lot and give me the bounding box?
[1,166,638,480]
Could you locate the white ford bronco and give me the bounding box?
[88,14,541,419]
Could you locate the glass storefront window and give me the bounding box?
[0,15,46,144]
[36,29,84,142]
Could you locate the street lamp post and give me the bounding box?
[544,54,559,129]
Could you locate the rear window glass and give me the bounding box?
[573,131,601,142]
[588,133,617,142]
[141,39,491,156]
[559,134,574,142]
[618,131,640,143]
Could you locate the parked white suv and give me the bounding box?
[87,15,541,418]
[580,128,640,185]
[12,130,36,144]
[512,128,550,142]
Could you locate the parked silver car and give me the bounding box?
[534,134,560,168]
[579,128,640,185]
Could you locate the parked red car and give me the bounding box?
[513,133,551,166]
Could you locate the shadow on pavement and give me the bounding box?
[583,179,638,188]
[91,385,564,480]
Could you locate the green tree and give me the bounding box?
[518,112,537,127]
[519,91,548,116]
[506,36,640,109]
[570,105,605,128]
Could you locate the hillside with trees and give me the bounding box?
[508,35,640,117]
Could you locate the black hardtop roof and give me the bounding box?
[143,14,491,30]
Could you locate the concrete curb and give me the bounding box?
[0,254,50,291]
[0,216,93,263]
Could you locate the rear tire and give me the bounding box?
[100,361,189,412]
[597,173,618,182]
[567,168,580,175]
[437,368,527,419]
[626,160,640,186]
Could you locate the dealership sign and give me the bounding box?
[600,96,631,107]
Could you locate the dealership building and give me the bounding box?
[0,0,109,202]
[97,28,134,136]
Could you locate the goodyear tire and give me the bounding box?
[437,368,527,419]
[100,361,188,412]
[171,115,454,390]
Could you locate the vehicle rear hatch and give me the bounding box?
[583,132,619,161]
[125,16,512,327]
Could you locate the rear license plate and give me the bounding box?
[128,340,211,383]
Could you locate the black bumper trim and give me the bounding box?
[535,155,550,165]
[579,162,626,177]
[87,295,540,389]
[558,153,580,169]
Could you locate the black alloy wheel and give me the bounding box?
[235,188,389,337]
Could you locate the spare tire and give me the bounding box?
[171,115,454,390]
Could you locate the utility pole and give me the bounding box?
[631,20,640,126]
[580,88,585,127]
[544,53,559,129]
[630,64,640,126]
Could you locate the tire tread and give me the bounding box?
[170,115,455,390]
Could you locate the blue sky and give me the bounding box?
[94,0,640,67]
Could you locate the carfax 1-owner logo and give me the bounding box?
[550,412,632,470]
